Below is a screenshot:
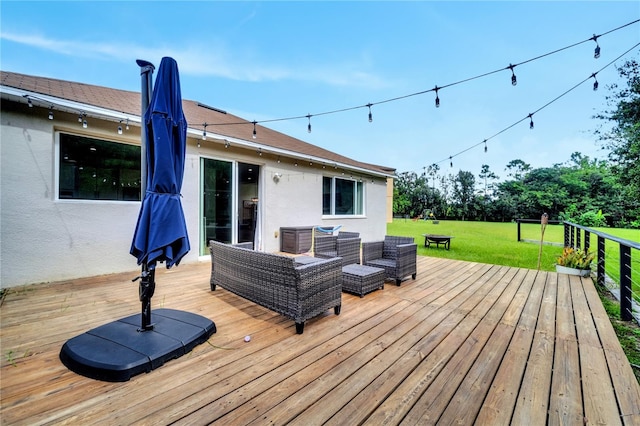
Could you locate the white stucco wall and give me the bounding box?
[1,103,391,288]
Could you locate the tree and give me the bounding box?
[451,170,477,221]
[478,164,499,220]
[593,58,640,217]
[504,159,531,181]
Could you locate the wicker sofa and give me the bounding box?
[314,231,361,266]
[362,235,417,286]
[209,240,342,334]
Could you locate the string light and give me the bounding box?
[257,148,262,156]
[224,140,230,149]
[27,97,33,108]
[252,121,257,139]
[307,114,312,133]
[202,123,207,140]
[592,34,601,58]
[449,156,453,168]
[591,73,599,91]
[125,118,129,130]
[82,113,87,128]
[508,64,517,86]
[367,103,373,122]
[78,113,83,123]
[484,140,487,153]
[190,20,637,140]
[528,113,534,129]
[48,106,54,120]
[118,120,123,135]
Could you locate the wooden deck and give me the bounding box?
[1,256,639,425]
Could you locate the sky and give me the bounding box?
[2,1,639,181]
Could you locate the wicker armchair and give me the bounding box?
[314,232,361,266]
[362,236,417,286]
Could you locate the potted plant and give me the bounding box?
[555,247,594,277]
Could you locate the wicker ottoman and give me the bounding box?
[342,264,385,297]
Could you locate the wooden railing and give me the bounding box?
[564,221,639,322]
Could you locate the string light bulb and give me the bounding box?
[48,106,54,120]
[27,97,33,108]
[252,121,257,139]
[367,103,373,122]
[449,156,453,168]
[82,114,88,128]
[307,114,312,133]
[592,34,601,59]
[224,140,230,149]
[125,118,129,130]
[484,140,488,153]
[202,123,207,140]
[434,86,440,108]
[257,148,262,156]
[508,64,517,86]
[591,73,599,91]
[528,113,534,129]
[78,113,83,123]
[118,120,123,135]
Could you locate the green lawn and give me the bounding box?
[388,219,640,288]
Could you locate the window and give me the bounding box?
[322,176,364,216]
[58,133,141,201]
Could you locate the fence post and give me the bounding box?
[620,244,632,321]
[584,230,590,252]
[597,236,606,288]
[517,219,521,242]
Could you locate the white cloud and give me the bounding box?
[1,31,387,88]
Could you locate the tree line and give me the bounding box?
[393,59,639,229]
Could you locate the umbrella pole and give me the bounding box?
[137,59,156,332]
[139,263,156,331]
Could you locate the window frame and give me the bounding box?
[55,131,141,203]
[322,175,365,218]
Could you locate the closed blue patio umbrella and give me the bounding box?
[131,56,190,330]
[60,58,214,381]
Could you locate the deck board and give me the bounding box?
[1,256,638,425]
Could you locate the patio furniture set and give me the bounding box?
[209,233,417,334]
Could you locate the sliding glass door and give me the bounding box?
[200,158,259,255]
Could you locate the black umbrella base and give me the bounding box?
[60,308,215,382]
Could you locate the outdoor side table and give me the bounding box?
[422,234,453,250]
[341,264,386,297]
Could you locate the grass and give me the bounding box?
[387,219,640,381]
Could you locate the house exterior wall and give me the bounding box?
[1,102,391,288]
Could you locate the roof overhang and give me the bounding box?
[1,85,396,179]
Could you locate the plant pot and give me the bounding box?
[555,265,591,277]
